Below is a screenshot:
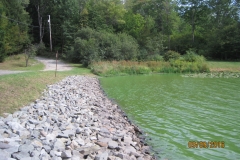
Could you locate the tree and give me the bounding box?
[30,0,48,43]
[178,0,209,44]
[0,0,30,57]
[86,0,126,32]
[0,2,6,62]
[25,44,36,67]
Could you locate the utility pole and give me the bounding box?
[48,15,52,52]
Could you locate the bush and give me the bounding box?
[36,42,46,56]
[72,28,139,65]
[183,49,206,62]
[147,54,163,61]
[163,50,181,61]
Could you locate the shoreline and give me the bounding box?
[0,75,156,160]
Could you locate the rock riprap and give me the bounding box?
[0,76,155,160]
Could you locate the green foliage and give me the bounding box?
[183,49,206,62]
[145,33,165,56]
[36,42,46,56]
[163,50,181,61]
[72,28,139,66]
[86,0,126,32]
[122,12,145,38]
[0,3,6,62]
[25,44,37,67]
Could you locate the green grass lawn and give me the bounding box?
[0,56,92,115]
[207,61,240,72]
[0,54,45,71]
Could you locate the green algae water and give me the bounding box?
[100,74,240,160]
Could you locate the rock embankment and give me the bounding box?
[0,76,155,160]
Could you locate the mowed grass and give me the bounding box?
[0,57,92,115]
[0,54,45,71]
[207,61,240,72]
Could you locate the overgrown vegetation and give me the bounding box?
[91,51,209,76]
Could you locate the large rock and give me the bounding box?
[108,141,118,149]
[18,144,34,154]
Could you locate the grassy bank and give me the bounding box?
[0,57,92,115]
[0,54,44,71]
[90,60,209,76]
[207,61,240,72]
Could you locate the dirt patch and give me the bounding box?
[35,56,72,71]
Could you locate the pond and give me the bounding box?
[100,74,240,160]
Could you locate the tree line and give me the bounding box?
[0,0,239,63]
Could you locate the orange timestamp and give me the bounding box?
[188,141,225,148]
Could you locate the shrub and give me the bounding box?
[163,50,181,61]
[72,28,139,65]
[183,49,206,62]
[36,42,46,56]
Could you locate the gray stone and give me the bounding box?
[31,140,43,148]
[30,150,41,157]
[0,76,154,160]
[76,128,83,134]
[0,149,10,158]
[4,145,19,154]
[108,141,118,149]
[18,144,34,154]
[71,150,82,160]
[79,145,101,155]
[46,133,56,142]
[19,157,32,160]
[75,138,85,146]
[12,152,31,159]
[28,119,40,125]
[57,133,69,138]
[61,150,72,158]
[53,139,65,151]
[99,138,112,143]
[7,122,25,131]
[94,151,108,160]
[43,145,51,153]
[0,142,12,149]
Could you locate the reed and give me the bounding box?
[90,60,210,76]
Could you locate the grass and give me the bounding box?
[0,55,239,115]
[0,57,92,115]
[207,61,240,72]
[0,54,44,71]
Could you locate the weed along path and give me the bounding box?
[35,56,72,71]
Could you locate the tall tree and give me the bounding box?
[178,0,209,44]
[30,0,48,43]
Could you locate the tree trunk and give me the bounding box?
[36,4,45,43]
[26,58,28,67]
[191,8,196,45]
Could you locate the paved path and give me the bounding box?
[35,56,72,71]
[0,57,72,76]
[0,70,27,76]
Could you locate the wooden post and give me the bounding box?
[55,51,58,77]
